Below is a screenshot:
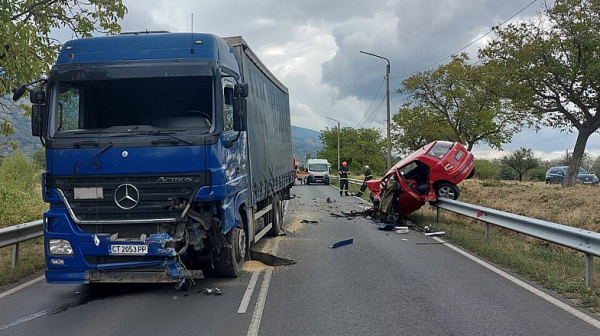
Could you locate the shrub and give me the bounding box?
[0,153,46,227]
[474,159,499,179]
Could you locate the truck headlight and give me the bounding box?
[48,239,74,256]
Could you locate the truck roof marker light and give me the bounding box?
[66,46,73,50]
[194,40,203,44]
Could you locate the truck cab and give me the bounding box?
[17,32,293,285]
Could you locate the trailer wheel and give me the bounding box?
[268,195,284,236]
[214,227,245,277]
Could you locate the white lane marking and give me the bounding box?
[246,210,283,335]
[0,310,48,331]
[0,275,44,300]
[433,236,600,330]
[247,268,272,336]
[239,201,287,315]
[238,272,260,314]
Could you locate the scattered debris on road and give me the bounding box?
[396,227,409,234]
[301,219,319,224]
[214,287,222,295]
[329,238,354,248]
[425,231,446,237]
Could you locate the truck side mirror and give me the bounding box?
[31,104,46,137]
[12,85,27,101]
[29,88,47,137]
[233,97,247,132]
[30,88,46,104]
[235,83,249,98]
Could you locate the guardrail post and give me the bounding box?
[436,207,440,222]
[485,223,491,244]
[585,253,594,291]
[11,243,19,268]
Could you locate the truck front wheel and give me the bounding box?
[214,227,245,277]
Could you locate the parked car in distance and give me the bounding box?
[545,166,599,185]
[366,141,474,217]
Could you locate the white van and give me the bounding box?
[306,159,331,185]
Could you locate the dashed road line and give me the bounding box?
[238,272,260,314]
[245,202,285,335]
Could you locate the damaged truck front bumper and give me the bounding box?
[44,211,203,284]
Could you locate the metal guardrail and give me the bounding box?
[433,198,600,289]
[0,220,43,268]
[330,176,363,185]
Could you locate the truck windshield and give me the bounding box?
[50,76,213,137]
[309,164,328,172]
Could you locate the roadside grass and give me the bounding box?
[0,238,45,287]
[0,154,47,288]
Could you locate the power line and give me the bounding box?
[356,77,386,128]
[391,0,539,81]
[364,94,387,128]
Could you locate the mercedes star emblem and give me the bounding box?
[114,184,140,210]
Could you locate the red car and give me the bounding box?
[366,141,475,217]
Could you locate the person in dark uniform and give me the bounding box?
[339,161,349,196]
[355,165,373,197]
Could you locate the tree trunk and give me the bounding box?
[518,173,523,182]
[564,130,591,187]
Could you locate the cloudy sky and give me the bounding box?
[54,0,600,159]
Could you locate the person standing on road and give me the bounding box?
[339,161,349,196]
[355,165,373,197]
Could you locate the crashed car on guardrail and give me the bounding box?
[366,141,475,219]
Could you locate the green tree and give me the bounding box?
[591,155,600,175]
[394,54,526,154]
[0,0,127,145]
[480,0,600,186]
[318,127,386,175]
[501,148,540,182]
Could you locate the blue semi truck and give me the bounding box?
[14,32,293,285]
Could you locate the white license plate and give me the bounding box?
[74,187,103,199]
[110,244,148,255]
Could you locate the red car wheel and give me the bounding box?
[435,182,460,200]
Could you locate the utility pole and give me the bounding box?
[360,50,392,169]
[326,116,340,172]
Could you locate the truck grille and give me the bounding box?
[47,173,209,223]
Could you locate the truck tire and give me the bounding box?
[268,195,284,236]
[214,227,246,277]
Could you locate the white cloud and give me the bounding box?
[47,0,598,159]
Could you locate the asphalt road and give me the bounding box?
[1,184,600,335]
